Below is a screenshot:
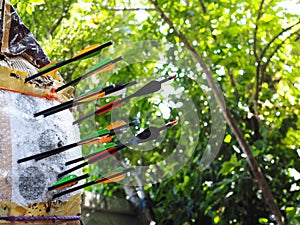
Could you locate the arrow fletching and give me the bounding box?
[48,173,90,191]
[124,75,176,100]
[72,44,104,61]
[106,120,126,130]
[73,99,123,125]
[94,167,127,184]
[55,56,123,93]
[65,142,117,166]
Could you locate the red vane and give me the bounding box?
[95,99,123,115]
[87,146,117,163]
[168,120,178,127]
[169,74,177,79]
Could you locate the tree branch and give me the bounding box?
[253,0,265,103]
[199,0,207,14]
[227,67,240,102]
[261,28,300,80]
[253,0,265,62]
[49,3,72,36]
[259,20,300,61]
[149,0,285,224]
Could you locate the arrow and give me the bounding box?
[17,119,140,163]
[55,56,123,93]
[48,173,90,191]
[25,41,113,82]
[52,167,135,199]
[65,142,117,166]
[73,74,177,125]
[34,80,137,117]
[58,120,178,178]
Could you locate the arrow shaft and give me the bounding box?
[58,162,88,178]
[75,80,137,103]
[65,156,84,166]
[17,142,78,163]
[18,120,137,163]
[34,143,79,161]
[43,101,81,117]
[35,132,111,161]
[34,100,74,117]
[34,81,136,117]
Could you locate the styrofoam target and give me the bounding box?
[0,90,82,206]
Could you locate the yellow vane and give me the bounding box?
[107,120,126,130]
[39,61,58,76]
[72,44,100,59]
[77,92,105,103]
[98,63,114,73]
[99,173,126,184]
[84,135,113,145]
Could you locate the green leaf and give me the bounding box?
[218,153,241,176]
[224,134,232,143]
[29,0,45,4]
[213,215,221,224]
[258,218,268,224]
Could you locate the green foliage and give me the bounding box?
[13,0,300,224]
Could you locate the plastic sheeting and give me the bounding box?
[0,0,50,69]
[0,0,72,100]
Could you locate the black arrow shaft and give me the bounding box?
[58,162,88,178]
[34,100,74,117]
[17,142,78,163]
[35,80,137,118]
[65,156,85,166]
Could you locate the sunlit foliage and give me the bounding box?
[11,0,300,224]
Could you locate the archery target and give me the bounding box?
[19,166,46,201]
[0,90,82,206]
